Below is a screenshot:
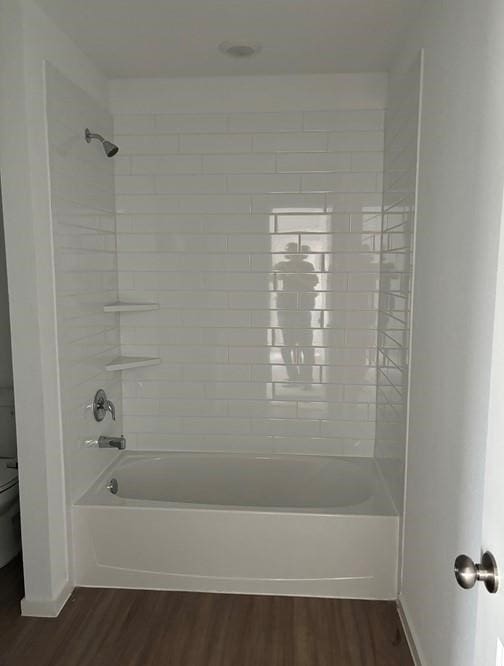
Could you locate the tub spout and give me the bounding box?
[98,435,126,450]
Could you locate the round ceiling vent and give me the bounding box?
[218,42,261,58]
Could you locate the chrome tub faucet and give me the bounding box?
[98,435,126,450]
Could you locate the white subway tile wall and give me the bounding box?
[46,65,123,500]
[375,58,422,509]
[114,103,385,455]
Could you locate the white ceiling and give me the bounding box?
[34,0,422,78]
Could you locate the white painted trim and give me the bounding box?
[0,0,69,604]
[21,580,74,618]
[397,597,428,666]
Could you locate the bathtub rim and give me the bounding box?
[75,450,397,518]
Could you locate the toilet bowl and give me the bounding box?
[0,389,19,567]
[0,460,20,567]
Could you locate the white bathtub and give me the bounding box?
[74,452,399,599]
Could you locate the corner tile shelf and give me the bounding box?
[104,301,160,313]
[105,356,161,372]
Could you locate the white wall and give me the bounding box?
[110,75,385,455]
[393,1,504,664]
[46,64,123,502]
[375,57,421,512]
[0,0,109,613]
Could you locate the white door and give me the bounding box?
[473,191,504,664]
[442,1,504,659]
[471,4,504,663]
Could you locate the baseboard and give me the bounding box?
[20,580,74,618]
[397,597,426,666]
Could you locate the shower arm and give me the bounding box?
[84,128,119,157]
[85,129,105,143]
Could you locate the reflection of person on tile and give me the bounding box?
[273,243,318,387]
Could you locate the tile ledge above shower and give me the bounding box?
[105,356,161,372]
[104,301,160,313]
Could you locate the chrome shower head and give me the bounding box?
[102,139,119,158]
[85,128,119,157]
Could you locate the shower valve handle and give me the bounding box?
[92,388,116,422]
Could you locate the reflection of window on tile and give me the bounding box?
[265,205,383,414]
[269,209,330,404]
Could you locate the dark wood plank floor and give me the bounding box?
[0,557,414,666]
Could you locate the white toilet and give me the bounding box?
[0,387,20,568]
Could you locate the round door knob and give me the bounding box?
[454,551,499,594]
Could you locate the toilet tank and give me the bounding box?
[0,387,16,458]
